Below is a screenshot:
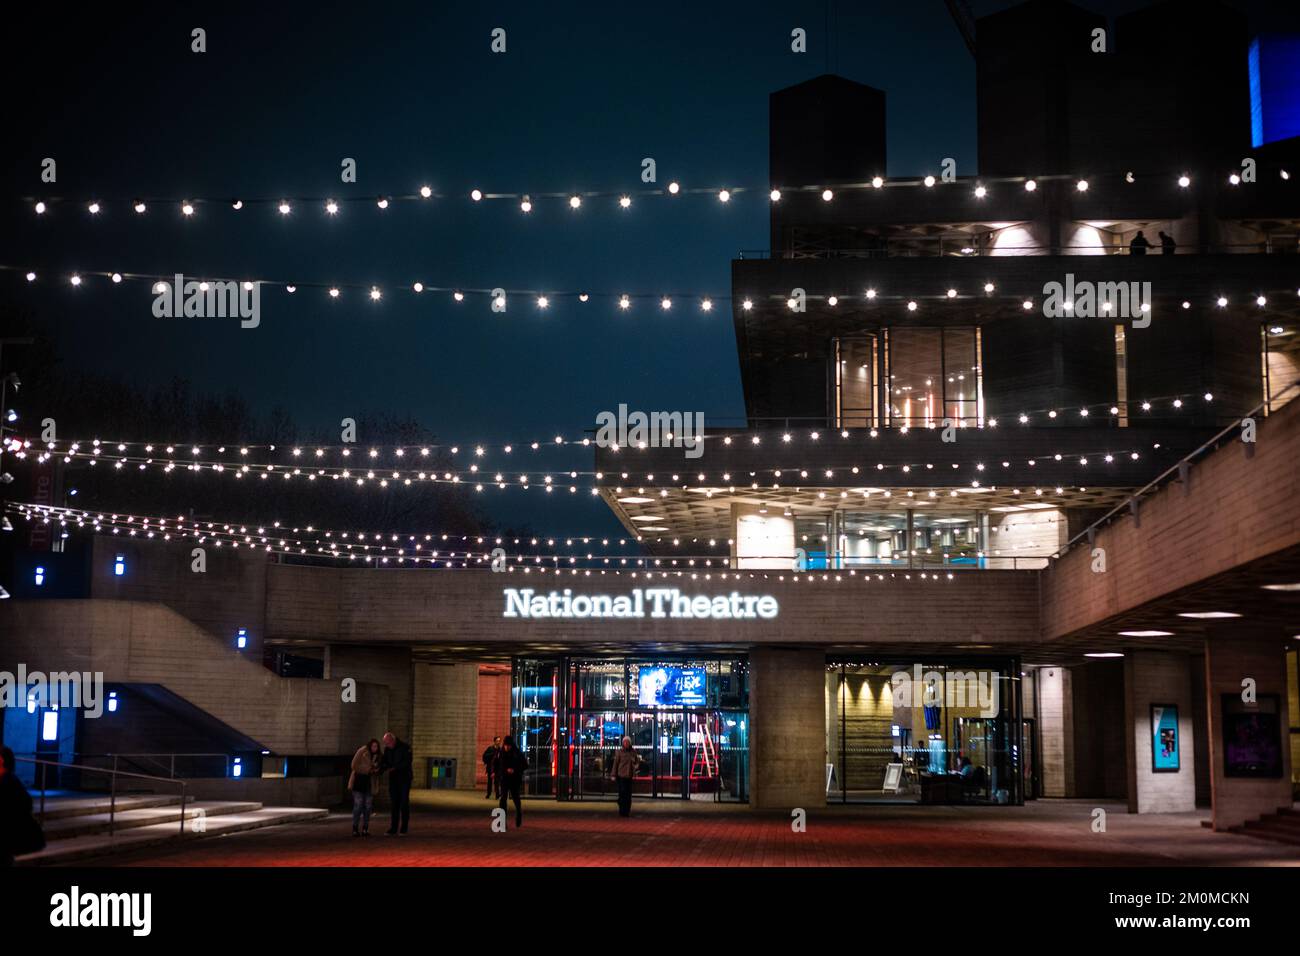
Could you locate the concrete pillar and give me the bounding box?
[750,647,827,808]
[412,662,480,790]
[1036,665,1074,797]
[1205,633,1293,831]
[1123,650,1196,813]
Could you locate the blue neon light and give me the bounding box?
[114,554,125,576]
[34,566,45,586]
[236,628,247,649]
[1249,36,1300,148]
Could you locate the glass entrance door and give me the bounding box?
[627,710,687,799]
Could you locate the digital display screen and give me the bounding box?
[637,667,706,707]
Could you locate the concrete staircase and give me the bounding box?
[17,793,328,865]
[1230,807,1300,845]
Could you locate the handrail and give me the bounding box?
[1055,380,1300,558]
[15,755,190,838]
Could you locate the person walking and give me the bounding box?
[495,735,526,828]
[0,746,44,865]
[381,731,413,836]
[348,738,382,837]
[482,736,502,799]
[609,736,643,818]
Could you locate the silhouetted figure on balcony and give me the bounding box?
[1130,231,1152,256]
[1159,231,1177,255]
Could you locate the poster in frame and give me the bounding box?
[1221,693,1284,778]
[1150,703,1180,772]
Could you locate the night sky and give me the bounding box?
[1,0,1291,534]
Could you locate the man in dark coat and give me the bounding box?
[381,731,413,835]
[495,735,527,828]
[482,736,502,799]
[0,746,42,865]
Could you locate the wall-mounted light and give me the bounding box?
[114,554,125,577]
[34,566,45,587]
[236,628,248,650]
[108,691,119,713]
[231,757,243,778]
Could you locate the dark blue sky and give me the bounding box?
[2,0,1290,532]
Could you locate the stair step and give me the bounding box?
[1236,821,1300,846]
[40,801,264,839]
[29,794,181,821]
[17,807,329,865]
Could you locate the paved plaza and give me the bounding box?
[79,792,1300,868]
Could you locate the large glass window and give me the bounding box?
[826,659,1023,806]
[834,327,983,429]
[514,655,749,803]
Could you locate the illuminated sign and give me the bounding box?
[502,587,778,620]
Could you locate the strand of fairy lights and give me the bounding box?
[7,266,1299,317]
[20,164,1296,220]
[6,435,1170,492]
[2,388,1228,464]
[7,503,737,564]
[7,504,976,582]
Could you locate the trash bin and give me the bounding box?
[427,757,457,789]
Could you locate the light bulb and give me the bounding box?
[278,201,291,215]
[419,185,432,198]
[769,189,781,201]
[974,185,986,198]
[520,196,532,213]
[329,288,341,298]
[133,201,147,213]
[821,189,833,201]
[718,189,730,202]
[1076,179,1088,191]
[325,200,339,215]
[569,195,581,209]
[871,177,884,189]
[376,197,389,209]
[470,189,483,202]
[1024,179,1037,192]
[923,175,935,187]
[667,182,680,195]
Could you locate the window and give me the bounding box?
[834,327,983,429]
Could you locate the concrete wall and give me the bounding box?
[411,662,479,790]
[90,537,268,658]
[750,647,826,808]
[1124,651,1197,813]
[1205,634,1293,831]
[1041,396,1300,642]
[0,600,387,757]
[266,563,1041,649]
[326,645,413,741]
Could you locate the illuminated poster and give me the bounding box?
[637,667,706,707]
[1150,704,1179,772]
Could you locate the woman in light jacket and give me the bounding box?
[609,736,642,818]
[349,738,382,836]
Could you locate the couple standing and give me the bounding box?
[348,732,414,837]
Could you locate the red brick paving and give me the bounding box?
[91,795,1300,868]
